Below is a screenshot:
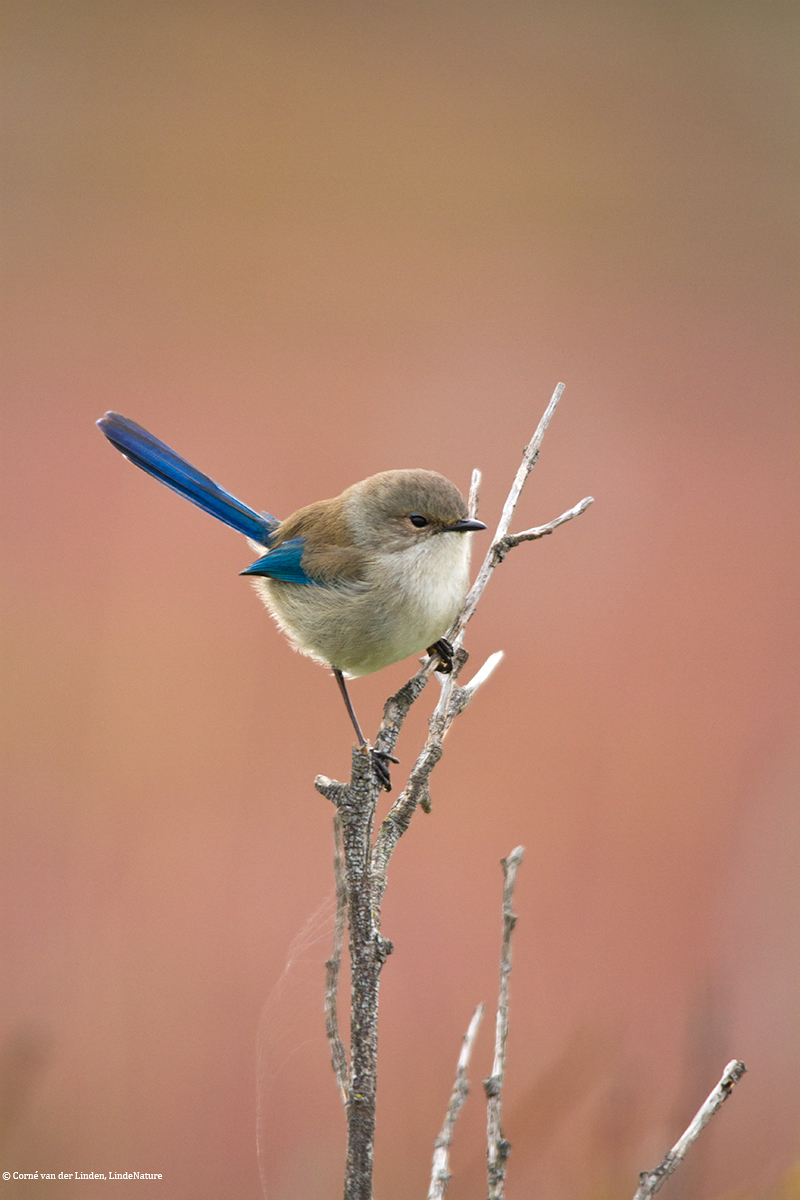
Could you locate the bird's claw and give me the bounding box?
[427,637,454,674]
[371,747,399,792]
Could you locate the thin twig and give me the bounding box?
[456,382,582,641]
[633,1060,747,1199]
[427,1003,486,1200]
[495,495,594,558]
[484,846,525,1200]
[325,813,349,1105]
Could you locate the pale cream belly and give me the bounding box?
[251,536,471,677]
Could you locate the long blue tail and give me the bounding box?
[97,412,278,545]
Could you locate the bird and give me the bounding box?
[97,412,487,790]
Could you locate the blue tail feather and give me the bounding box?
[97,412,278,545]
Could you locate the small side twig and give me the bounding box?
[484,846,525,1200]
[493,496,594,560]
[324,813,349,1106]
[427,1003,486,1200]
[633,1060,747,1199]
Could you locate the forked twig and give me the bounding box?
[314,386,591,1200]
[427,1003,486,1200]
[484,846,525,1200]
[633,1060,747,1199]
[454,383,593,640]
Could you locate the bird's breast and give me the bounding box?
[252,532,472,678]
[375,533,470,632]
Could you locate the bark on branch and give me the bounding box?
[633,1060,747,1199]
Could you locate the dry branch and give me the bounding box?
[633,1060,747,1199]
[313,385,592,1200]
[427,1004,486,1200]
[484,846,525,1200]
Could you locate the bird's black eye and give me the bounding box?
[408,513,428,528]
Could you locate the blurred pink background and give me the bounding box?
[3,2,798,1197]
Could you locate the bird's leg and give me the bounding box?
[333,668,398,792]
[426,637,455,674]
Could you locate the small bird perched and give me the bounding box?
[97,413,486,789]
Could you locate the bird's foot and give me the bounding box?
[427,637,454,674]
[371,747,399,792]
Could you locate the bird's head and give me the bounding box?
[345,470,486,554]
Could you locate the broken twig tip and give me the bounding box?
[464,651,504,696]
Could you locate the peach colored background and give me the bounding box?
[3,2,798,1197]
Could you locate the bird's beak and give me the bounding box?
[447,517,487,533]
